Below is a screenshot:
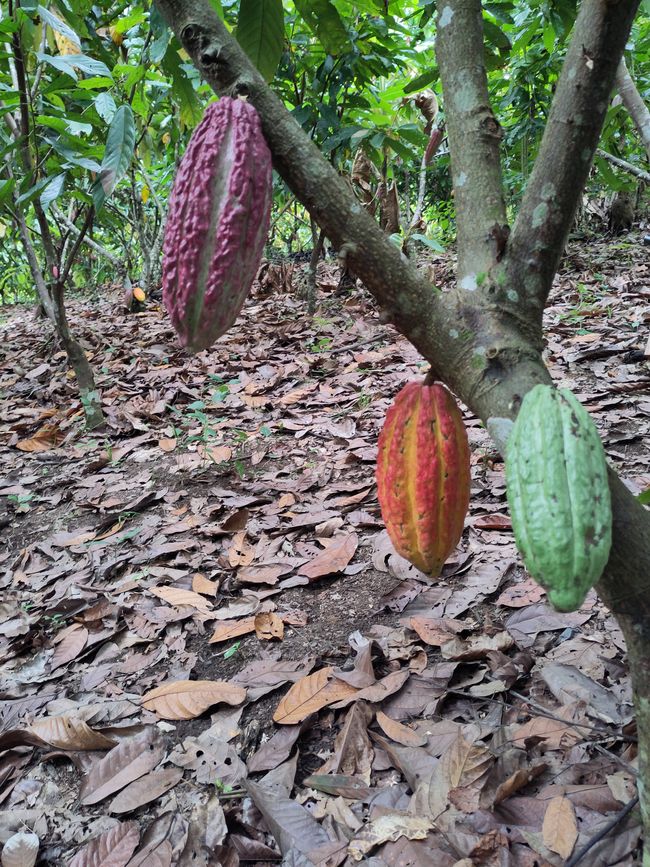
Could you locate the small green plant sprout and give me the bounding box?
[8,492,34,513]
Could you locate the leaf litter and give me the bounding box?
[0,239,648,864]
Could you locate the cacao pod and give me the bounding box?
[376,381,471,575]
[506,384,612,612]
[162,97,273,352]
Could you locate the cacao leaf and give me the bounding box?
[273,668,358,725]
[68,821,139,866]
[80,729,165,805]
[236,0,284,82]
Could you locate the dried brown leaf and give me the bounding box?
[80,729,165,805]
[542,796,578,859]
[50,624,88,669]
[141,680,246,720]
[148,586,213,613]
[208,617,257,644]
[255,612,284,641]
[273,668,358,725]
[28,715,117,751]
[297,533,358,579]
[109,767,183,814]
[68,820,139,866]
[375,711,428,747]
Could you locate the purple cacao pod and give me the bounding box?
[162,97,273,352]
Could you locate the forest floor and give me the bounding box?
[0,234,649,866]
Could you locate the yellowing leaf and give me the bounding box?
[273,668,358,725]
[141,185,150,203]
[141,680,246,720]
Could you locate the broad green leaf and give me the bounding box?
[37,5,79,44]
[542,24,555,54]
[109,10,146,34]
[0,179,16,209]
[410,233,445,252]
[35,52,112,81]
[403,69,438,94]
[149,5,170,63]
[16,174,54,207]
[483,19,511,51]
[161,46,202,128]
[91,104,136,210]
[76,77,114,90]
[236,0,284,82]
[40,172,66,211]
[293,0,352,55]
[94,92,117,123]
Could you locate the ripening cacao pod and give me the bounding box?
[506,385,612,612]
[163,97,273,352]
[376,381,471,575]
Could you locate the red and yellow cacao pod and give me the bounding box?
[376,380,471,575]
[163,97,273,352]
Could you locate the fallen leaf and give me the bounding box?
[148,586,213,613]
[274,668,358,725]
[542,795,578,859]
[109,767,184,814]
[141,680,246,720]
[297,534,358,579]
[255,612,284,641]
[68,820,139,867]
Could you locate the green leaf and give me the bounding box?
[483,19,511,51]
[410,232,445,252]
[91,105,135,210]
[236,0,284,82]
[403,69,438,94]
[94,92,117,123]
[37,5,79,45]
[638,489,650,505]
[0,179,16,209]
[40,172,66,211]
[542,25,555,55]
[36,51,112,81]
[293,0,352,55]
[161,46,202,128]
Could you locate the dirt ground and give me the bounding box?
[0,236,649,865]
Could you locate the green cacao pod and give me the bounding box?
[506,384,612,612]
[163,97,273,352]
[376,380,471,575]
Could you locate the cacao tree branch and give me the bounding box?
[51,204,124,270]
[616,57,650,163]
[504,0,640,320]
[435,0,507,280]
[596,149,650,183]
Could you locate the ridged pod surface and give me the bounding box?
[506,385,612,612]
[163,97,273,352]
[376,381,471,575]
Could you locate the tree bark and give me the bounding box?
[616,57,650,162]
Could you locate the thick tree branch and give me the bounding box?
[616,57,650,162]
[435,0,507,282]
[597,149,650,183]
[504,0,640,319]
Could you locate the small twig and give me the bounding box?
[564,794,639,867]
